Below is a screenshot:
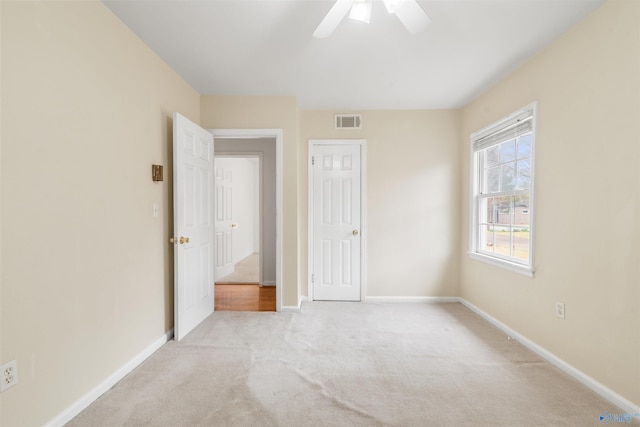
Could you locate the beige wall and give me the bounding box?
[459,0,640,406]
[0,2,200,426]
[300,110,461,299]
[200,96,300,306]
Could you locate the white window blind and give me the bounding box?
[473,111,533,152]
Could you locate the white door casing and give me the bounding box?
[173,112,215,341]
[311,141,364,301]
[214,163,234,280]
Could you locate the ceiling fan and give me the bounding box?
[313,0,431,39]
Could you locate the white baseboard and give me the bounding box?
[44,329,174,427]
[281,295,307,312]
[459,298,640,415]
[365,296,460,303]
[262,281,276,286]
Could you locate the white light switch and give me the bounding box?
[152,203,159,218]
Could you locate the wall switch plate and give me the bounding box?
[1,360,17,392]
[555,301,565,319]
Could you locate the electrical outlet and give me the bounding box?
[0,360,17,392]
[555,301,565,320]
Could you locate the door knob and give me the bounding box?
[231,223,238,229]
[179,236,190,244]
[170,237,177,244]
[353,229,359,236]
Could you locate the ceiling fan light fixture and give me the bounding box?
[382,0,407,14]
[348,0,372,24]
[313,0,429,39]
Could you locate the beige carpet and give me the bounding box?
[217,253,259,283]
[67,302,636,426]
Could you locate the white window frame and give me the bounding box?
[468,102,537,277]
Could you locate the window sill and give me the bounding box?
[467,252,534,278]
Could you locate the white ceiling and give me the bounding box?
[103,0,605,110]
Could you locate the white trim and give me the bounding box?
[44,330,173,427]
[308,139,367,302]
[459,299,640,415]
[281,296,306,312]
[366,296,460,303]
[467,252,534,277]
[210,129,283,312]
[262,281,276,286]
[307,142,313,301]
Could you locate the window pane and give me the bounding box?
[484,197,496,224]
[513,227,530,261]
[486,146,499,167]
[480,224,495,253]
[495,196,511,226]
[513,195,530,227]
[513,195,530,261]
[501,164,515,192]
[500,139,516,163]
[493,226,512,257]
[517,134,532,159]
[486,167,500,193]
[516,159,531,190]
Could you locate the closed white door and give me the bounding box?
[173,112,215,341]
[214,163,234,280]
[312,143,362,301]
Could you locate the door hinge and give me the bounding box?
[311,156,315,166]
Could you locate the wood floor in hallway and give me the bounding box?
[214,284,276,312]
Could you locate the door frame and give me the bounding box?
[308,139,367,302]
[214,152,264,285]
[211,129,283,312]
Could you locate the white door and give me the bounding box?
[312,143,362,301]
[173,112,214,341]
[214,162,234,280]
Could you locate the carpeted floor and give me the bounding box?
[67,302,635,426]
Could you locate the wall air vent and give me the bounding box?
[335,114,362,130]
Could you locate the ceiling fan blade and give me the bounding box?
[394,0,431,34]
[313,0,354,39]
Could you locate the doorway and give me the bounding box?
[214,155,261,284]
[211,130,282,312]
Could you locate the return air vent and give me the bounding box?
[335,114,362,130]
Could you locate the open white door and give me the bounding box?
[173,112,215,341]
[214,162,234,280]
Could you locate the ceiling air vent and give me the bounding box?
[335,114,362,130]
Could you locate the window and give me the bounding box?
[469,103,536,276]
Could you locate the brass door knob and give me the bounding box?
[179,236,190,244]
[353,229,359,236]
